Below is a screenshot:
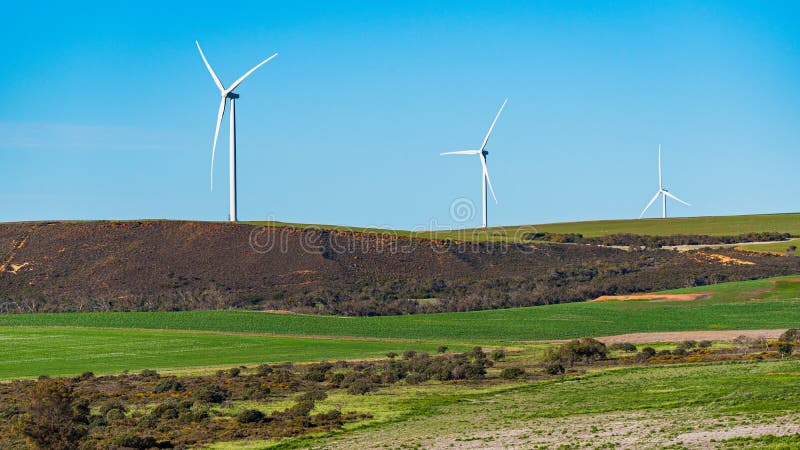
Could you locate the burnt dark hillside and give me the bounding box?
[0,221,797,315]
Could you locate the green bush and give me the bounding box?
[500,367,526,379]
[193,385,229,404]
[402,350,417,359]
[21,379,89,450]
[347,379,375,395]
[153,378,185,393]
[287,400,315,417]
[546,338,607,366]
[105,408,125,421]
[544,362,565,375]
[255,364,274,376]
[609,342,637,352]
[491,348,506,361]
[779,343,793,357]
[237,409,265,423]
[111,434,171,449]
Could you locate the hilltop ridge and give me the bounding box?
[1,219,798,315]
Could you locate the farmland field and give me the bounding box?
[1,276,799,379]
[1,276,798,341]
[0,327,466,379]
[738,238,800,255]
[245,212,800,241]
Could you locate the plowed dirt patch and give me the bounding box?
[591,293,711,302]
[596,329,785,344]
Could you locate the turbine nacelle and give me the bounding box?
[225,92,240,99]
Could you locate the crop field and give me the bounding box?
[0,327,465,379]
[1,276,798,342]
[0,277,799,380]
[244,212,800,241]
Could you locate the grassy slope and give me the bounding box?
[241,213,800,241]
[276,360,800,450]
[0,327,464,379]
[2,277,798,344]
[737,238,800,254]
[0,277,798,378]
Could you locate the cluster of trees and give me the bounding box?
[524,232,793,248]
[0,348,521,449]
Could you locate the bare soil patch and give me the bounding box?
[692,251,755,265]
[590,292,711,302]
[596,329,785,344]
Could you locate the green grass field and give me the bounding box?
[738,238,800,255]
[0,327,466,379]
[2,277,798,343]
[1,276,799,379]
[241,212,800,241]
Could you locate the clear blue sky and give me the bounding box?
[1,1,798,229]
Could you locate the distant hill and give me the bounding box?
[240,212,800,242]
[0,220,797,315]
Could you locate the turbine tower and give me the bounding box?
[441,99,508,228]
[639,144,690,219]
[196,41,278,222]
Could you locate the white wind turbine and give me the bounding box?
[639,144,690,219]
[441,99,508,228]
[196,41,278,222]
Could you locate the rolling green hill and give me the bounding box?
[1,276,798,378]
[247,212,800,241]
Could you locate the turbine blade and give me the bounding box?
[480,154,497,203]
[227,52,279,93]
[658,144,663,189]
[479,98,508,153]
[196,41,224,92]
[664,191,690,206]
[440,150,481,155]
[639,191,661,219]
[210,97,227,191]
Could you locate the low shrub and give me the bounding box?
[153,378,185,393]
[544,362,565,375]
[347,379,375,395]
[193,385,229,404]
[500,367,526,379]
[491,348,506,361]
[609,342,637,352]
[780,329,800,343]
[236,409,265,424]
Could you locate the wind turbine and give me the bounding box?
[441,99,508,228]
[196,41,278,222]
[639,144,690,219]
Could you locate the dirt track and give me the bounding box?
[596,329,786,344]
